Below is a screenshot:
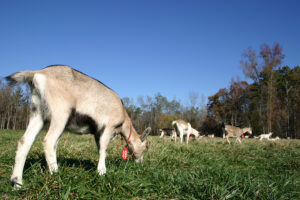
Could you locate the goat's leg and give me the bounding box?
[237,137,242,143]
[43,115,68,174]
[180,132,184,144]
[10,113,44,187]
[226,136,231,144]
[94,133,100,154]
[160,131,164,138]
[186,125,191,144]
[97,127,113,175]
[172,131,177,142]
[186,132,190,144]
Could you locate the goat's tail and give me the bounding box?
[171,121,177,127]
[172,121,179,133]
[5,71,36,85]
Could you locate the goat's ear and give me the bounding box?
[141,127,151,142]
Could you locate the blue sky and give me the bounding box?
[0,0,299,106]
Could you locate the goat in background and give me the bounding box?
[223,125,252,144]
[172,120,192,144]
[256,132,273,140]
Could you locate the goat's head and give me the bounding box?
[134,127,151,163]
[243,127,252,135]
[269,132,273,136]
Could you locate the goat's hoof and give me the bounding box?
[98,169,106,176]
[11,177,22,190]
[49,169,58,175]
[12,184,22,191]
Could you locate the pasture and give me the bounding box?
[0,130,299,199]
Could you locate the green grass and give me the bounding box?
[0,130,299,199]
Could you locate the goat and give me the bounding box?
[159,128,176,140]
[223,125,252,144]
[268,136,280,141]
[6,65,151,188]
[172,120,192,144]
[257,132,273,140]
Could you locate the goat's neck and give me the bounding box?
[121,117,142,147]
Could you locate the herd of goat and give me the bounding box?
[5,65,282,188]
[159,120,280,144]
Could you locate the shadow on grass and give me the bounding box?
[59,158,97,171]
[23,155,126,172]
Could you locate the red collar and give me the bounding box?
[116,120,134,160]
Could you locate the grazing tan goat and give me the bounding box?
[223,125,252,144]
[6,65,151,188]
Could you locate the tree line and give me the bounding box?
[0,43,299,138]
[207,43,300,138]
[122,92,207,135]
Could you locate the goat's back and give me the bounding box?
[172,120,189,128]
[7,65,125,128]
[45,65,123,117]
[40,65,112,94]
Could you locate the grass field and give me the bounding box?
[0,130,299,199]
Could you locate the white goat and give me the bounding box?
[6,65,151,188]
[268,136,280,141]
[258,132,273,140]
[223,125,252,144]
[172,120,192,144]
